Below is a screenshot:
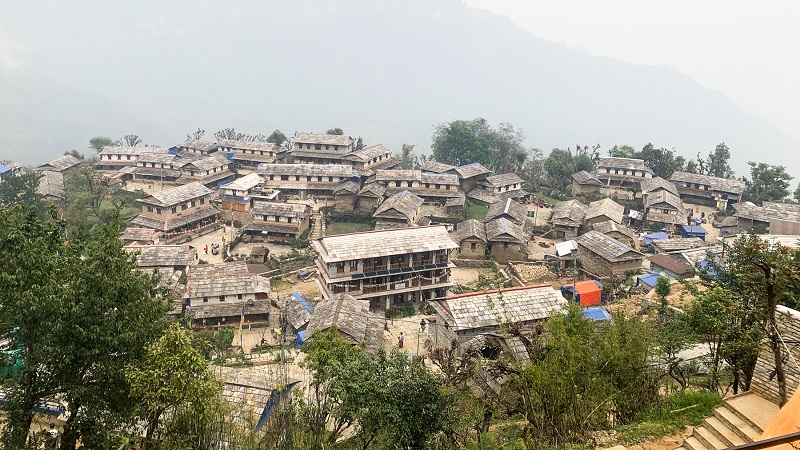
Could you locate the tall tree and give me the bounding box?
[608,144,636,158]
[543,147,593,193]
[705,142,734,178]
[354,136,365,151]
[186,128,205,140]
[0,172,44,213]
[63,149,84,159]
[395,143,418,170]
[639,143,685,179]
[794,183,800,203]
[326,128,344,135]
[432,120,490,167]
[267,129,288,145]
[744,161,793,203]
[117,134,142,147]
[89,136,115,152]
[127,323,221,449]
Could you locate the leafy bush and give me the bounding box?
[614,390,721,444]
[289,228,311,249]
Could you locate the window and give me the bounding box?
[328,177,333,182]
[503,243,509,249]
[191,200,196,207]
[287,217,293,223]
[219,295,225,302]
[425,183,430,188]
[470,243,477,250]
[395,181,401,187]
[336,262,345,273]
[171,206,177,214]
[202,297,208,302]
[281,175,289,181]
[151,163,156,168]
[182,203,188,211]
[435,184,441,189]
[200,197,205,204]
[126,155,131,160]
[407,181,413,187]
[147,205,154,212]
[238,294,243,300]
[349,260,358,270]
[446,185,451,190]
[317,176,323,181]
[275,216,280,222]
[269,175,275,181]
[295,175,300,181]
[306,176,312,181]
[156,207,162,214]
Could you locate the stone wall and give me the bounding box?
[750,305,800,405]
[489,242,528,265]
[576,247,613,279]
[452,258,494,268]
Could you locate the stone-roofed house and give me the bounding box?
[95,146,170,171]
[485,217,533,264]
[571,170,604,195]
[305,293,385,352]
[669,171,746,209]
[372,190,424,230]
[448,163,492,192]
[126,244,195,274]
[640,176,679,201]
[177,139,219,155]
[356,182,387,212]
[284,292,314,334]
[452,219,487,260]
[288,132,356,165]
[594,157,653,187]
[0,160,26,182]
[131,182,219,239]
[374,170,462,204]
[550,199,588,239]
[37,155,83,173]
[585,198,625,228]
[576,230,644,277]
[36,170,65,201]
[257,163,355,199]
[184,261,272,325]
[312,225,458,311]
[421,161,456,173]
[341,144,394,172]
[119,227,161,245]
[651,237,708,254]
[591,220,636,247]
[217,140,281,170]
[644,190,687,227]
[132,153,191,183]
[332,180,361,211]
[220,173,265,212]
[242,202,312,243]
[647,254,695,280]
[733,201,800,235]
[175,153,234,188]
[486,198,528,225]
[429,284,566,345]
[478,173,525,196]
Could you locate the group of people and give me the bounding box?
[204,243,221,255]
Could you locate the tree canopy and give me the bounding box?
[744,161,794,203]
[431,119,491,167]
[326,128,344,135]
[89,136,115,152]
[267,129,289,145]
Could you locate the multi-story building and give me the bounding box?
[256,163,355,199]
[288,132,355,164]
[220,173,265,212]
[184,261,272,325]
[241,202,312,242]
[217,140,282,171]
[177,139,219,156]
[669,171,746,209]
[374,170,462,205]
[131,182,219,239]
[175,153,234,188]
[94,146,171,171]
[594,157,653,186]
[312,226,459,311]
[341,144,395,173]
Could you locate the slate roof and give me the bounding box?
[180,139,218,151]
[486,198,528,224]
[333,180,361,195]
[432,284,567,331]
[373,190,424,221]
[595,157,652,173]
[670,172,746,195]
[454,219,487,243]
[138,182,213,207]
[258,163,354,178]
[648,254,695,276]
[733,201,800,223]
[421,161,456,173]
[131,205,219,232]
[190,261,250,277]
[445,194,466,207]
[718,216,739,228]
[99,146,170,156]
[186,273,270,299]
[551,200,588,227]
[576,230,644,263]
[313,225,458,263]
[651,238,708,252]
[217,140,280,152]
[126,244,192,267]
[222,173,264,192]
[571,170,604,186]
[592,220,635,240]
[344,144,392,162]
[376,169,421,182]
[284,293,313,331]
[420,172,459,185]
[240,222,303,234]
[305,293,384,350]
[453,163,492,179]
[230,152,275,164]
[37,155,82,172]
[119,227,160,242]
[36,170,64,199]
[251,202,311,219]
[645,190,685,211]
[586,198,625,224]
[485,217,529,244]
[357,182,387,198]
[182,154,229,172]
[480,173,524,188]
[466,189,499,205]
[640,176,679,196]
[136,153,182,164]
[293,132,355,147]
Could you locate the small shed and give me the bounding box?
[560,280,603,306]
[681,225,707,240]
[635,273,659,291]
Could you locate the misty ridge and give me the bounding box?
[0,0,797,179]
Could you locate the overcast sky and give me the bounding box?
[465,0,800,144]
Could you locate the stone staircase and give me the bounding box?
[309,211,326,241]
[675,392,780,450]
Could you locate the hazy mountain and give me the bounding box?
[0,0,796,177]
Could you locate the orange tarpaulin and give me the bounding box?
[573,281,602,306]
[760,384,800,449]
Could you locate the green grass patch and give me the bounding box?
[326,221,374,236]
[466,201,489,220]
[613,390,722,445]
[531,191,570,205]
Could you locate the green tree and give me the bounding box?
[609,144,637,158]
[744,161,794,203]
[395,143,418,170]
[639,143,685,178]
[704,142,734,178]
[326,128,344,135]
[127,323,222,449]
[543,147,593,193]
[685,288,733,392]
[431,120,491,167]
[686,159,699,174]
[267,129,288,145]
[89,136,115,152]
[0,172,45,213]
[794,182,800,203]
[63,148,85,159]
[655,276,671,309]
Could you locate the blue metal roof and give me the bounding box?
[0,165,11,174]
[291,292,313,313]
[644,232,669,245]
[682,225,707,234]
[636,273,660,288]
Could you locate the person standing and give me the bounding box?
[45,423,59,449]
[398,332,405,348]
[204,245,209,255]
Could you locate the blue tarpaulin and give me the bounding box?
[636,273,660,289]
[256,381,301,430]
[644,232,669,246]
[583,307,612,321]
[295,330,306,348]
[291,292,313,313]
[699,259,718,277]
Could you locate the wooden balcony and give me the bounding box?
[363,265,387,273]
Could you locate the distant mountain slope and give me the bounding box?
[0,0,796,177]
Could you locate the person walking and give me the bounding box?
[204,245,209,254]
[398,332,405,348]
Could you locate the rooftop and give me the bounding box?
[592,220,635,240]
[595,157,652,173]
[640,176,679,196]
[182,154,229,172]
[293,132,355,147]
[251,202,311,219]
[373,190,424,221]
[36,170,64,199]
[670,171,746,195]
[486,198,528,224]
[119,227,159,242]
[551,199,588,227]
[485,217,529,243]
[481,172,524,187]
[138,182,213,207]
[258,163,354,178]
[332,180,361,194]
[454,219,486,243]
[576,230,644,263]
[344,144,392,162]
[645,190,685,211]
[357,182,387,198]
[420,172,460,185]
[453,162,492,179]
[313,225,458,263]
[217,140,281,152]
[306,293,384,350]
[37,154,82,172]
[126,244,193,267]
[375,169,421,182]
[651,237,709,252]
[190,261,250,277]
[179,139,218,151]
[571,170,604,186]
[733,201,800,223]
[648,254,695,276]
[222,173,264,192]
[432,284,567,331]
[186,273,270,299]
[421,161,456,173]
[99,146,170,156]
[586,198,625,224]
